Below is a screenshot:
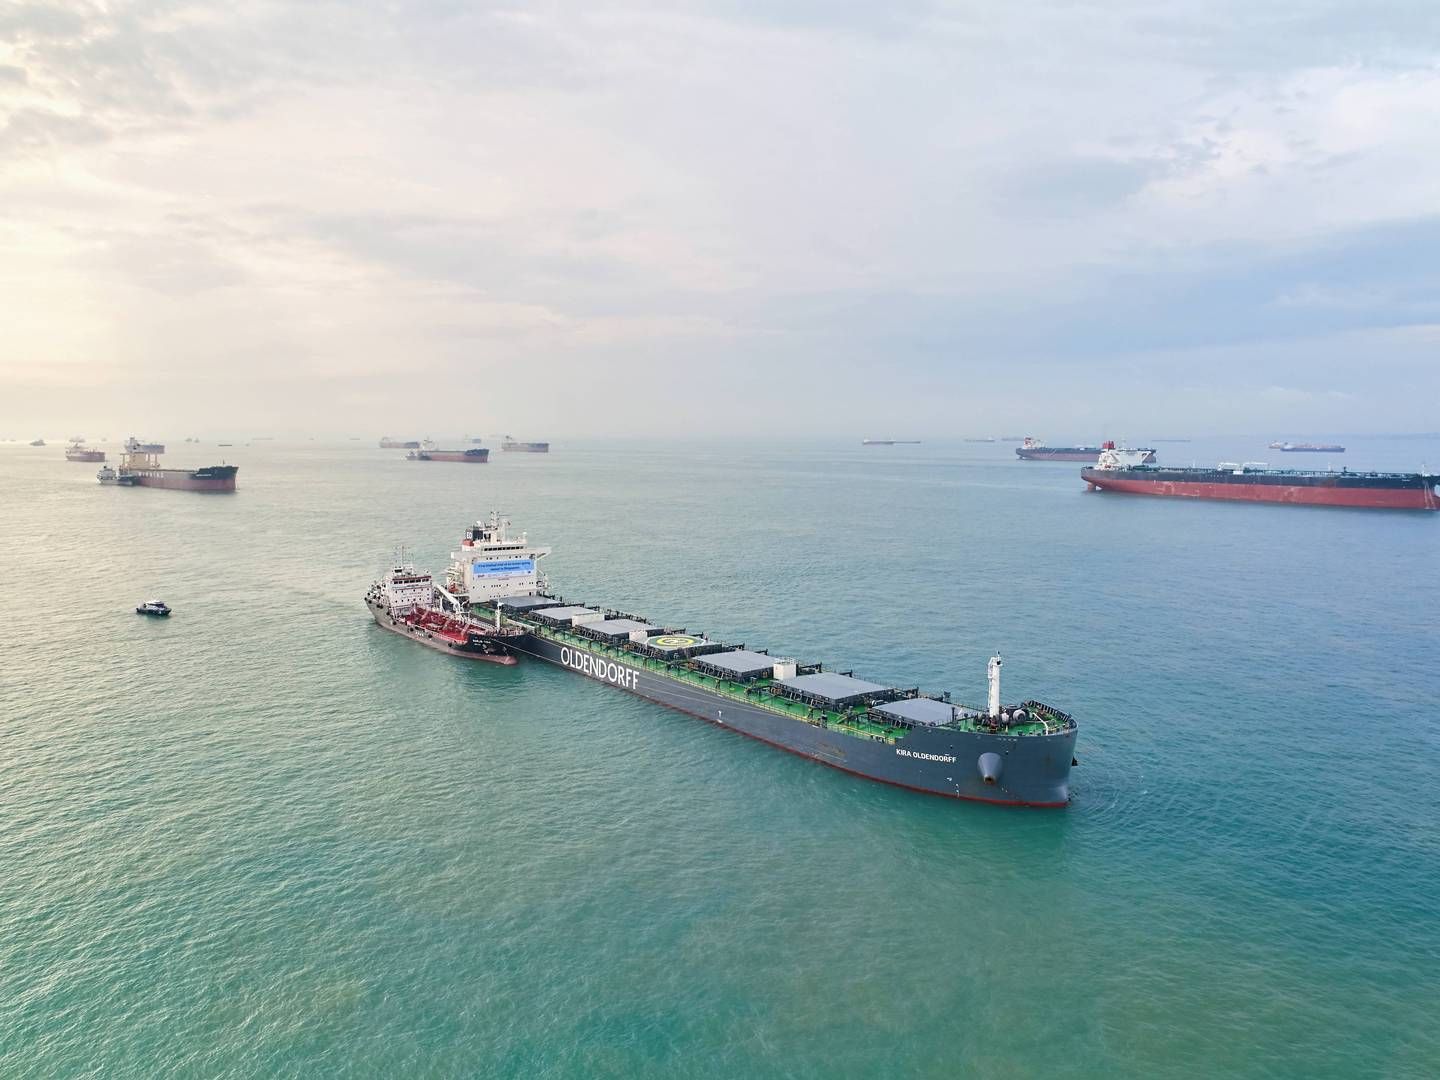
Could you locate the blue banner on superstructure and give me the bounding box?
[472,559,535,577]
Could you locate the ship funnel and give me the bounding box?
[987,655,1002,719]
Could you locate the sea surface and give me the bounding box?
[2,436,1437,1078]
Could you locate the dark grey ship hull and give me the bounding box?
[514,633,1075,806]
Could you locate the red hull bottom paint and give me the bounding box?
[1088,476,1438,510]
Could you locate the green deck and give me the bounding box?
[477,605,1071,743]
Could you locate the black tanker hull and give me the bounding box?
[515,633,1075,806]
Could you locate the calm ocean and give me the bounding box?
[2,437,1437,1078]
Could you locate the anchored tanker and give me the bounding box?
[1016,436,1156,463]
[365,558,518,664]
[374,513,1079,806]
[1083,446,1439,510]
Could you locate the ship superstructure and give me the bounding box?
[420,513,1077,806]
[443,512,552,606]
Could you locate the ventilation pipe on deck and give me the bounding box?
[987,655,1002,719]
[495,602,502,631]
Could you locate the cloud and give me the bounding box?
[0,107,110,153]
[2,1,1440,436]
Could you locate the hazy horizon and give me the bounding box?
[4,1,1438,438]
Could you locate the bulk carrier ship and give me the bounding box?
[501,436,550,453]
[97,438,237,491]
[1269,441,1345,453]
[1082,446,1439,510]
[368,513,1078,806]
[407,446,490,462]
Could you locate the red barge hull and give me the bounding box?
[1083,471,1439,510]
[366,599,518,664]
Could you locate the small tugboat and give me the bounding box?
[136,600,172,616]
[29,437,45,447]
[97,466,139,486]
[365,555,519,664]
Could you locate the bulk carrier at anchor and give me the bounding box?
[97,438,237,491]
[369,513,1079,806]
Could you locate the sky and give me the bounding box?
[1,0,1438,439]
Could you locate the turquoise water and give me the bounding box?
[2,438,1437,1077]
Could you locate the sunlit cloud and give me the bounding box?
[2,1,1439,436]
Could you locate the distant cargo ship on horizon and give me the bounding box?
[861,438,921,446]
[1016,437,1155,463]
[65,440,105,462]
[407,447,490,463]
[501,436,550,453]
[1269,441,1345,453]
[379,437,421,449]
